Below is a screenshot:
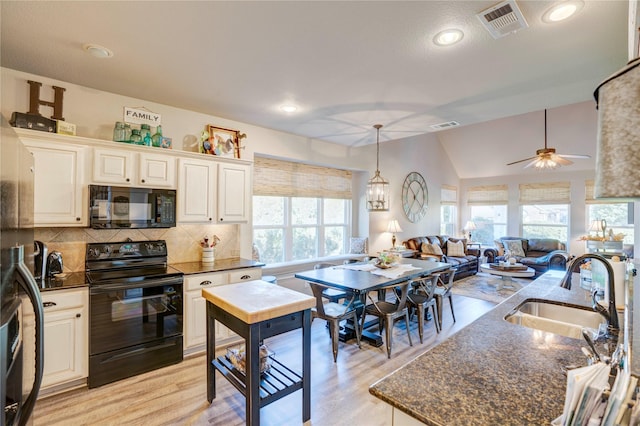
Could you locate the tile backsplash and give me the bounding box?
[35,224,240,272]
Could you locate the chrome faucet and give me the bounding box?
[559,253,619,340]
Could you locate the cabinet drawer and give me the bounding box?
[228,268,262,283]
[41,289,87,312]
[184,272,228,291]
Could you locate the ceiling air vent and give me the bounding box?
[430,121,460,131]
[477,0,529,39]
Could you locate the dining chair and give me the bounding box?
[360,281,413,359]
[433,268,457,329]
[314,262,350,303]
[406,276,440,343]
[309,281,361,362]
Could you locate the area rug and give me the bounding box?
[451,272,533,304]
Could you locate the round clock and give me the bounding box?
[402,172,428,223]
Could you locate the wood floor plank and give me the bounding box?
[33,295,495,426]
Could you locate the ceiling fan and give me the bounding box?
[507,109,590,169]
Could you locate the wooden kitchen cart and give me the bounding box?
[203,280,315,425]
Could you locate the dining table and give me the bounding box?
[294,257,451,346]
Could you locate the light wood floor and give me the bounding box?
[33,295,495,426]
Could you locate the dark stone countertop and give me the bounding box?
[369,270,597,425]
[38,271,87,292]
[171,258,265,275]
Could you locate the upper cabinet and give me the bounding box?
[217,162,250,223]
[92,148,176,188]
[21,138,87,227]
[177,157,217,223]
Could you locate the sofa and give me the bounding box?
[483,237,569,277]
[402,235,480,280]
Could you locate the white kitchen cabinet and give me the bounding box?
[217,162,251,223]
[93,148,176,188]
[183,268,262,353]
[22,139,87,226]
[177,157,217,223]
[40,288,88,390]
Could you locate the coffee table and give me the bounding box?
[479,263,535,290]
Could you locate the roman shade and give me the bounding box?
[467,184,508,205]
[441,185,457,205]
[253,157,352,199]
[519,182,570,204]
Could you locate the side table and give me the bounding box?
[203,280,315,425]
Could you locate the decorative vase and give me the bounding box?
[202,247,214,263]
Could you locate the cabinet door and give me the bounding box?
[217,162,250,223]
[177,158,216,223]
[93,148,135,185]
[185,291,208,349]
[138,153,177,188]
[41,307,85,388]
[24,141,86,226]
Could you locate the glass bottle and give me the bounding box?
[151,125,163,147]
[140,124,152,146]
[130,129,142,144]
[112,122,126,142]
[123,123,132,142]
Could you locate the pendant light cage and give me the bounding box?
[367,124,389,211]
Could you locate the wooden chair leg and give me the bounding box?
[330,319,340,362]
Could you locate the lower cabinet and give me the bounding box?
[40,288,89,391]
[183,267,262,353]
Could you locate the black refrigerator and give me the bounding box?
[0,115,45,425]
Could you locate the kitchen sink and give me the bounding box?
[504,300,605,339]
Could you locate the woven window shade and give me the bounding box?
[586,180,633,203]
[519,182,570,204]
[468,185,508,205]
[441,185,457,205]
[253,157,352,199]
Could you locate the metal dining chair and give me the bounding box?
[309,281,361,362]
[360,281,413,359]
[406,275,440,343]
[433,268,457,329]
[314,262,350,303]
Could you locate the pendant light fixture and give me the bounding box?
[367,124,389,211]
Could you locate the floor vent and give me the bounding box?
[430,121,460,131]
[477,0,528,39]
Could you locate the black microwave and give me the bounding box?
[89,185,176,229]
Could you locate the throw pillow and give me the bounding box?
[421,242,443,256]
[447,240,465,257]
[503,239,525,257]
[493,239,505,256]
[349,237,368,254]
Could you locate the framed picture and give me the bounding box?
[203,125,241,158]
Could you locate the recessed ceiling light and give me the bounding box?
[542,1,584,23]
[433,29,464,46]
[280,104,298,113]
[82,43,114,59]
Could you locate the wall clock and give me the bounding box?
[402,172,428,223]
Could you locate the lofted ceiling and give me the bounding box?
[0,1,630,171]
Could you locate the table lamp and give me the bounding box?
[387,219,403,249]
[464,221,477,241]
[588,219,606,239]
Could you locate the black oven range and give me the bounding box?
[86,239,183,388]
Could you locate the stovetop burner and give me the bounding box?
[85,240,182,285]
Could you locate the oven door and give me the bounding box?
[89,276,183,356]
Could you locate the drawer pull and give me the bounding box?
[76,313,81,318]
[200,280,212,286]
[240,275,251,280]
[43,301,57,308]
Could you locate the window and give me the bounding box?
[440,185,457,236]
[585,180,634,244]
[519,182,570,243]
[253,157,352,264]
[468,185,508,245]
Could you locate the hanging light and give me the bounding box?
[367,124,389,211]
